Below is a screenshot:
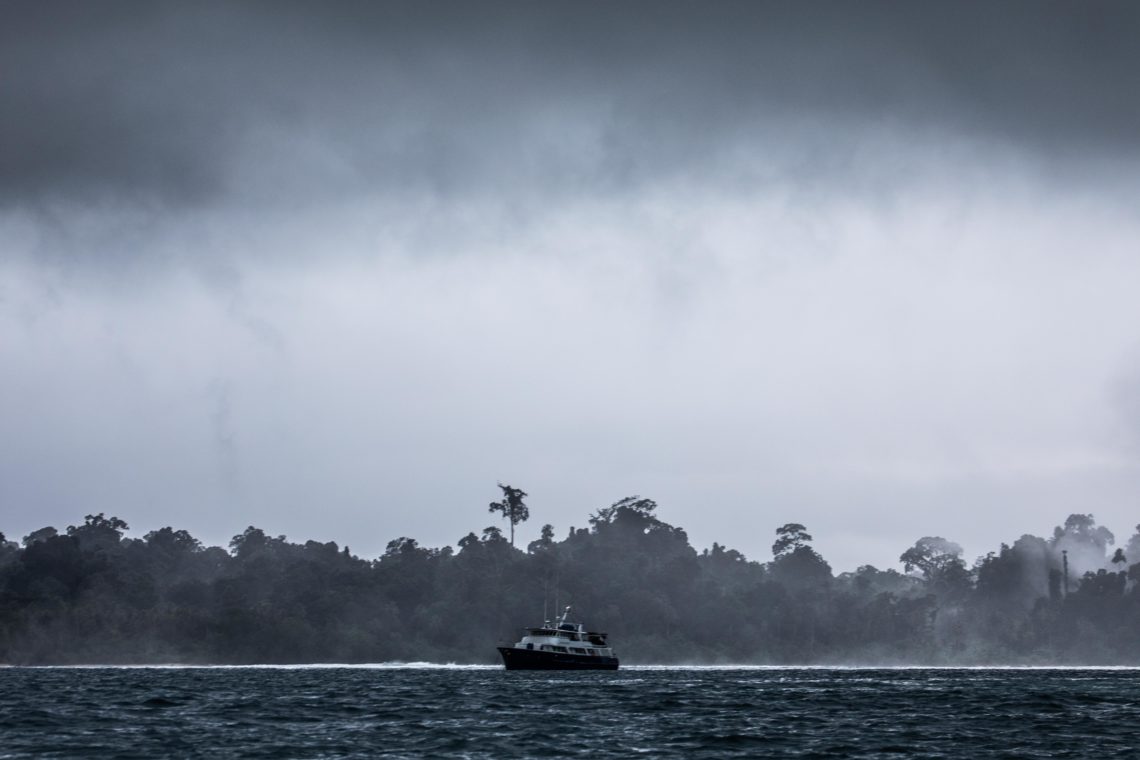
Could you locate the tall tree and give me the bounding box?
[770,523,831,590]
[900,536,971,596]
[772,523,812,559]
[488,483,529,548]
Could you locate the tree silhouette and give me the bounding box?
[66,513,129,552]
[900,536,971,597]
[900,536,963,577]
[527,524,555,554]
[772,523,812,559]
[488,483,529,548]
[1051,514,1115,554]
[21,526,57,546]
[8,504,1140,665]
[589,496,657,527]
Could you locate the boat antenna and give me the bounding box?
[560,605,571,626]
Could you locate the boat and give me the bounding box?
[498,606,619,670]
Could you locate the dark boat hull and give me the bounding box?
[498,646,619,670]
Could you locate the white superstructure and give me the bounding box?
[502,606,618,664]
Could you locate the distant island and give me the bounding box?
[1,487,1137,665]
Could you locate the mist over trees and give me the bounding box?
[1,497,1139,665]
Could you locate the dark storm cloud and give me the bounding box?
[6,0,1140,574]
[3,0,1139,211]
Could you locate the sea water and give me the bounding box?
[2,666,1138,757]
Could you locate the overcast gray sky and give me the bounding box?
[3,0,1140,570]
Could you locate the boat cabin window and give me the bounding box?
[570,647,587,654]
[526,643,534,650]
[552,646,568,653]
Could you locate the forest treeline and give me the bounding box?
[1,491,1139,665]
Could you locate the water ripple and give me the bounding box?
[2,668,1140,757]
